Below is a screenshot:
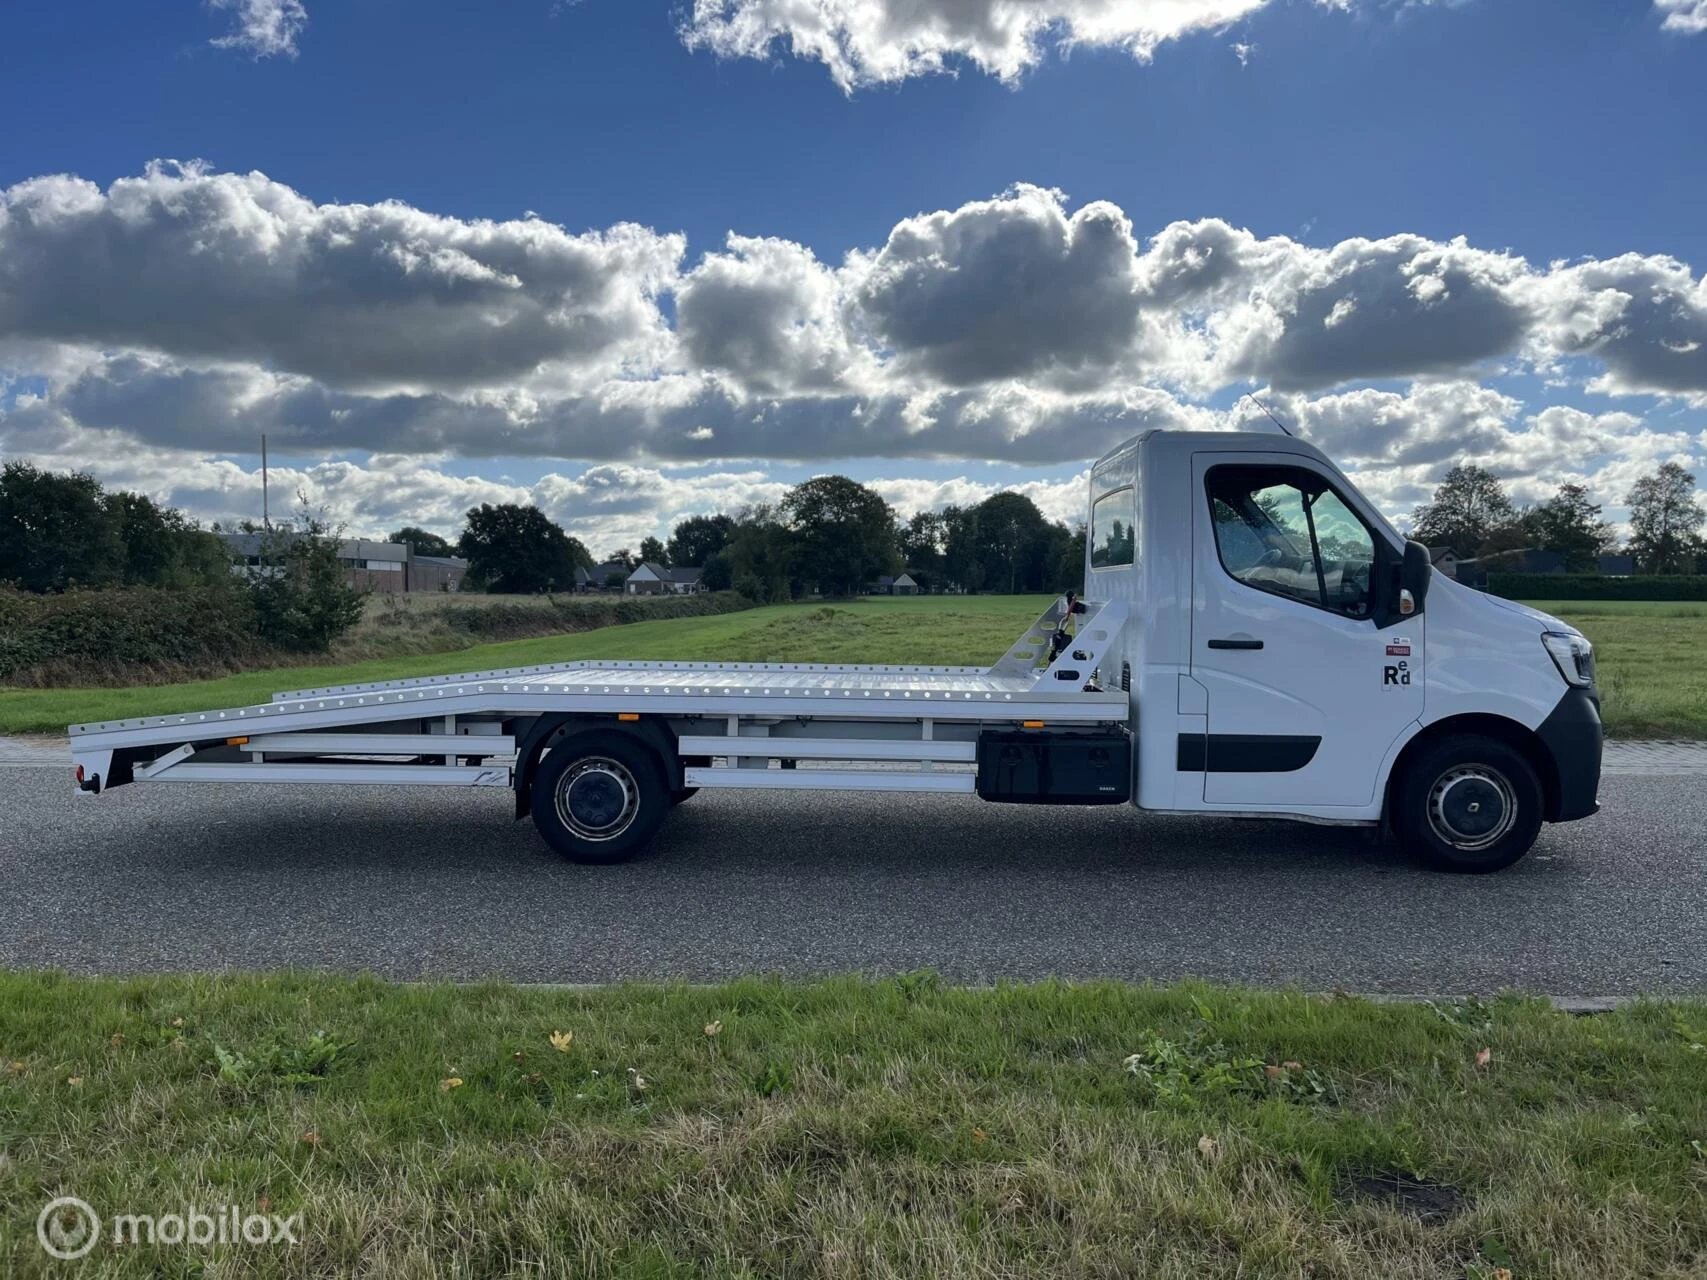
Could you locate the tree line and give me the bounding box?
[0,461,363,652]
[426,475,1087,598]
[1410,462,1705,573]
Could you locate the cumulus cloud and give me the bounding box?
[0,163,682,394]
[679,0,1270,91]
[1523,253,1707,398]
[1655,0,1707,34]
[851,186,1148,389]
[2,165,1706,546]
[208,0,308,59]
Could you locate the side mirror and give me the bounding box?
[1400,541,1433,615]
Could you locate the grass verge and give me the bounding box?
[1,596,1701,739]
[1,972,1704,1278]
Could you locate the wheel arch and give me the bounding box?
[511,714,680,819]
[1383,713,1562,827]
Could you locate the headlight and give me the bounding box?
[1542,631,1595,687]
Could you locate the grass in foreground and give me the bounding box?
[1,972,1704,1278]
[2,595,1702,739]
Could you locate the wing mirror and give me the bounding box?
[1399,541,1433,616]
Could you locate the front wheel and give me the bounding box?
[530,733,669,864]
[1394,735,1544,873]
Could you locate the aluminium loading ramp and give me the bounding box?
[69,600,1129,767]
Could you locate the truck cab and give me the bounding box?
[1094,430,1602,870]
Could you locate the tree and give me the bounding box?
[603,548,639,572]
[638,536,669,568]
[247,502,367,653]
[897,511,947,592]
[723,504,796,603]
[459,503,590,593]
[1529,483,1619,572]
[1054,524,1087,593]
[1410,464,1515,557]
[942,504,982,592]
[1625,462,1706,574]
[0,461,122,591]
[388,526,455,558]
[667,514,735,568]
[781,476,898,597]
[968,492,1063,593]
[701,550,734,592]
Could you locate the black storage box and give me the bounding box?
[975,730,1131,805]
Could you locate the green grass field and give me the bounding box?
[1,595,1701,739]
[1,971,1703,1278]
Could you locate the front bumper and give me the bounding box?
[1536,685,1603,822]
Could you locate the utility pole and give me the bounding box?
[261,433,270,530]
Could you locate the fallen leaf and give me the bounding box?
[65,1075,84,1087]
[972,1128,988,1144]
[109,1033,125,1048]
[512,1050,526,1063]
[440,1077,464,1092]
[549,1031,574,1054]
[6,1061,24,1075]
[1281,1060,1303,1071]
[627,1067,649,1094]
[1197,1135,1219,1160]
[257,1196,271,1214]
[299,1130,322,1148]
[1492,1270,1512,1280]
[1475,1047,1492,1070]
[703,1021,723,1038]
[1264,1065,1283,1079]
[170,1017,185,1029]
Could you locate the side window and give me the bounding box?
[1206,466,1377,619]
[1090,487,1135,569]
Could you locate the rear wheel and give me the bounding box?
[1395,734,1543,873]
[530,733,669,864]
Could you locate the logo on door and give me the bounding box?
[1383,660,1412,687]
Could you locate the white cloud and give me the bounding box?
[208,0,308,59]
[0,162,683,395]
[1655,0,1707,34]
[2,165,1706,547]
[679,0,1269,91]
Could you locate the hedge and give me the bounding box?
[0,585,270,682]
[1484,572,1707,601]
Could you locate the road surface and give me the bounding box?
[3,744,1703,996]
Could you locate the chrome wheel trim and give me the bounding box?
[1427,765,1517,852]
[553,757,641,842]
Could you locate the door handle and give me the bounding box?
[1207,637,1264,650]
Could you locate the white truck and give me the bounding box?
[68,429,1603,873]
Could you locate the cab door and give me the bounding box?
[1188,453,1422,811]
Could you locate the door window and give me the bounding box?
[1090,487,1135,569]
[1206,466,1377,619]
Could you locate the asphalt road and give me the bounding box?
[3,760,1704,996]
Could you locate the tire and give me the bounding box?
[1394,734,1544,873]
[671,787,699,805]
[529,732,669,864]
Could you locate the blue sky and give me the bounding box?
[1,0,1704,551]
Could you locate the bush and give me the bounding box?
[1484,573,1707,601]
[0,585,270,683]
[246,520,367,653]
